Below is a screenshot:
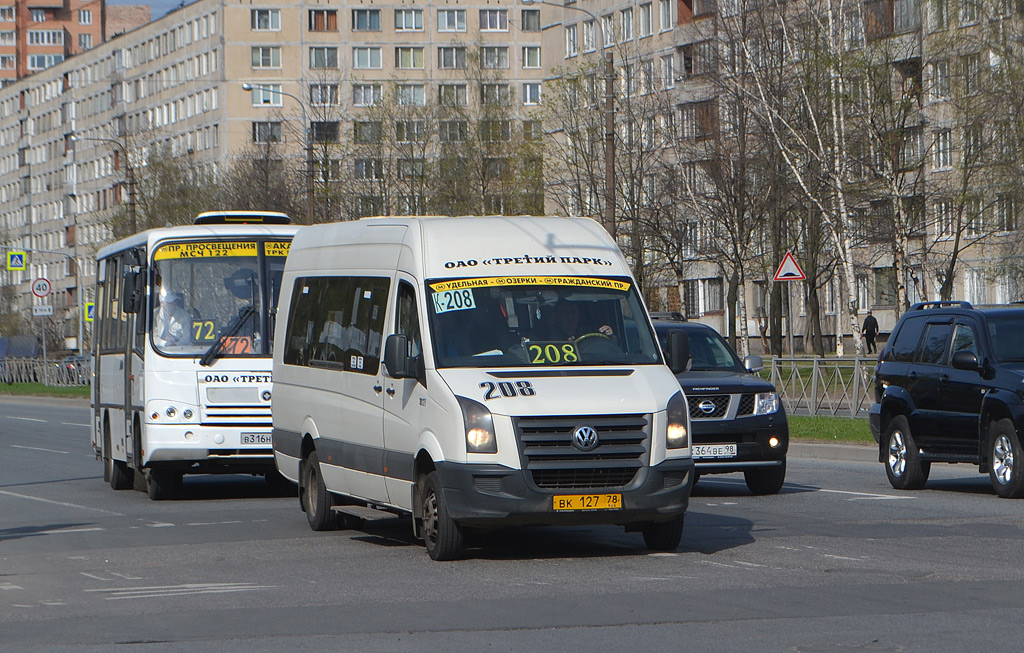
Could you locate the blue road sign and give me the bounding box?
[85,302,95,322]
[7,251,25,270]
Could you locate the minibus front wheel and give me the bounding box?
[420,472,464,561]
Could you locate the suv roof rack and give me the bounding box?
[910,301,973,311]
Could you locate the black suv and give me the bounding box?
[652,317,789,494]
[870,301,1024,497]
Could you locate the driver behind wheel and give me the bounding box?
[548,299,613,341]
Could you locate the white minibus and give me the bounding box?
[272,216,693,559]
[91,211,299,499]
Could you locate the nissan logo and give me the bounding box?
[572,426,599,452]
[698,400,717,414]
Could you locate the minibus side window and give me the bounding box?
[396,281,422,359]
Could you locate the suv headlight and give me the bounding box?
[458,396,497,454]
[754,392,780,415]
[666,391,689,449]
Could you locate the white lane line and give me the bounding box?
[186,520,243,526]
[7,416,46,423]
[85,583,275,600]
[0,583,24,590]
[37,527,105,535]
[818,488,914,500]
[0,490,123,515]
[62,422,90,427]
[11,444,68,455]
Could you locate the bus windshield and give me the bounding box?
[150,240,289,357]
[427,276,662,368]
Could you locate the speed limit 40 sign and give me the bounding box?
[32,277,51,298]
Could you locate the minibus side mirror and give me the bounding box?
[123,270,145,314]
[384,334,410,378]
[666,330,690,375]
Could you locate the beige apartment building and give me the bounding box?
[0,0,546,350]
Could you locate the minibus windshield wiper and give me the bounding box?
[199,304,256,367]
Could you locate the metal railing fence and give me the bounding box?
[769,357,875,419]
[0,357,92,387]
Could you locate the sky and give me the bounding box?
[107,0,194,22]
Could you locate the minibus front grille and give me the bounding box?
[514,414,650,490]
[201,404,272,426]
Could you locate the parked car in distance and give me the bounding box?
[651,316,789,494]
[62,355,90,384]
[870,301,1024,498]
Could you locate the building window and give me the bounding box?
[27,30,63,45]
[310,47,338,69]
[395,9,423,30]
[523,83,542,105]
[251,8,280,30]
[0,31,13,45]
[396,121,427,143]
[396,84,426,106]
[440,120,468,142]
[959,0,979,25]
[481,83,511,106]
[603,14,615,46]
[251,46,281,69]
[934,129,952,169]
[438,46,467,70]
[352,84,382,107]
[354,121,382,144]
[482,46,509,69]
[565,24,578,57]
[930,60,949,100]
[522,9,541,31]
[311,121,340,143]
[639,3,653,36]
[398,158,426,179]
[252,121,282,143]
[354,158,384,181]
[480,9,508,30]
[620,8,633,41]
[79,9,92,25]
[249,83,282,106]
[308,9,337,31]
[680,100,716,139]
[30,9,46,22]
[523,46,541,69]
[962,52,980,95]
[438,9,466,31]
[661,54,675,88]
[703,278,724,313]
[524,120,543,141]
[659,0,673,30]
[438,83,468,106]
[930,0,949,30]
[995,193,1018,232]
[352,9,381,31]
[310,84,340,106]
[395,47,424,69]
[78,33,93,50]
[0,7,13,21]
[353,47,382,69]
[481,120,512,142]
[0,55,13,70]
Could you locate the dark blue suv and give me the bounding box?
[870,301,1024,497]
[652,317,789,494]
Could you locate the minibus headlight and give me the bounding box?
[754,392,780,415]
[458,396,496,454]
[666,391,689,449]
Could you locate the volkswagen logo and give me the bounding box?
[572,425,599,452]
[698,399,717,414]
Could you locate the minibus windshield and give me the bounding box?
[427,276,662,368]
[150,240,288,357]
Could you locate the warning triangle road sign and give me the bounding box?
[773,252,806,281]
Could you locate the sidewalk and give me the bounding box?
[789,441,877,463]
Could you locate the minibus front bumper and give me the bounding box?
[435,457,693,528]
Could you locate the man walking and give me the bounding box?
[862,310,879,354]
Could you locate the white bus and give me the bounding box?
[90,211,300,499]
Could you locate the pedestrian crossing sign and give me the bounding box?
[7,251,25,271]
[85,302,95,322]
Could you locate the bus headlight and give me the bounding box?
[666,391,689,449]
[458,396,496,454]
[754,392,780,415]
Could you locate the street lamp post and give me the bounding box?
[71,135,138,234]
[523,0,616,238]
[242,82,314,224]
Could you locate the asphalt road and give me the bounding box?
[2,396,1023,651]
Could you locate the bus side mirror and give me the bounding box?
[123,270,145,314]
[666,330,690,375]
[384,334,410,378]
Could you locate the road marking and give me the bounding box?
[62,422,90,427]
[36,527,105,535]
[85,583,275,600]
[186,520,243,526]
[0,490,123,515]
[7,416,46,422]
[0,583,24,591]
[11,444,68,455]
[819,488,913,500]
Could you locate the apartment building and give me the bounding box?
[0,0,545,350]
[0,0,105,86]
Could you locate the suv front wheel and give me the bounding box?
[884,416,930,490]
[989,419,1024,498]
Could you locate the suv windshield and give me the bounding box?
[655,326,742,371]
[987,315,1024,362]
[150,240,288,357]
[427,276,661,368]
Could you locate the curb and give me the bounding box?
[789,442,877,463]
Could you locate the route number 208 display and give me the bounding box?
[480,380,536,400]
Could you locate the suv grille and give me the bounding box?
[688,395,730,419]
[737,394,755,416]
[514,414,650,490]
